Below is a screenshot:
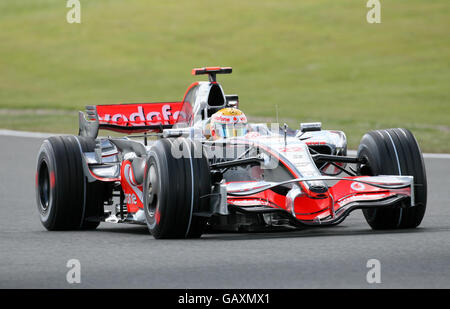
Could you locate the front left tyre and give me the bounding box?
[143,138,211,239]
[357,128,427,229]
[36,135,105,230]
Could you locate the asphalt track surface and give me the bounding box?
[0,135,449,288]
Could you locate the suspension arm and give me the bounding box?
[210,156,264,170]
[312,154,366,164]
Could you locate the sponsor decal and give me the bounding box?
[124,193,137,205]
[120,162,144,211]
[336,193,388,207]
[212,114,247,124]
[351,182,366,191]
[97,102,185,126]
[305,141,327,145]
[245,132,261,138]
[279,145,305,153]
[228,199,272,207]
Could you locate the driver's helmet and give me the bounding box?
[210,108,248,139]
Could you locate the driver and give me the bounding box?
[209,108,248,140]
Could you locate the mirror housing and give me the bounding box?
[300,122,322,133]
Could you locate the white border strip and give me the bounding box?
[1,129,449,159]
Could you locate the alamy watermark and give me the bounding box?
[66,0,81,24]
[66,1,380,25]
[366,0,381,24]
[66,258,81,284]
[366,258,382,284]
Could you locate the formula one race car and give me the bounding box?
[35,67,427,238]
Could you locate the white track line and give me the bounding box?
[347,150,450,159]
[1,129,449,159]
[0,129,55,139]
[418,153,450,159]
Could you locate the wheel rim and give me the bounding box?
[146,164,159,218]
[38,160,51,212]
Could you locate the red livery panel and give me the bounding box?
[96,102,184,132]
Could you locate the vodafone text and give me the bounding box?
[98,105,185,126]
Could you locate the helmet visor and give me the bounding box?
[214,123,247,138]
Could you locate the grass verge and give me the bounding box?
[1,1,448,151]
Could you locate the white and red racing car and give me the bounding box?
[36,67,427,238]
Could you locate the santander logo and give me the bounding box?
[97,103,186,126]
[351,182,366,191]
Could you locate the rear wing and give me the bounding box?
[78,102,185,138]
[192,66,232,82]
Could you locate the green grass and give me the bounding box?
[0,0,449,152]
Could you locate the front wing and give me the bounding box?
[226,175,414,226]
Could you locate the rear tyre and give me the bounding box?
[143,138,211,239]
[36,136,105,230]
[357,128,427,229]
